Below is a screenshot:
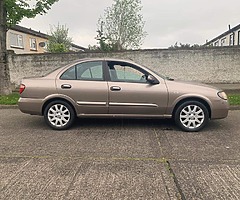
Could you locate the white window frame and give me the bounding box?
[238,31,240,45]
[9,33,24,48]
[229,34,234,46]
[221,37,226,46]
[30,38,37,50]
[214,40,219,46]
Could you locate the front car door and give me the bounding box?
[56,60,108,115]
[106,60,168,116]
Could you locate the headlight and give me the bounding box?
[217,91,228,100]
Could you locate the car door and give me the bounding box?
[56,61,108,115]
[106,60,168,116]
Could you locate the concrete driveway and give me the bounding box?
[0,109,239,199]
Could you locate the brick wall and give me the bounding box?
[8,46,240,86]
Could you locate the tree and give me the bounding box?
[168,42,202,49]
[96,0,146,51]
[95,21,117,52]
[0,0,59,95]
[0,0,10,95]
[47,24,72,53]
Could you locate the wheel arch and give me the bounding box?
[172,97,212,119]
[41,97,77,116]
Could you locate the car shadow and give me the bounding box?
[72,118,176,130]
[22,115,227,133]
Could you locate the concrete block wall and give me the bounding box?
[8,46,240,86]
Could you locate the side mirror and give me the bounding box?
[146,75,159,84]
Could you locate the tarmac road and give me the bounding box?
[0,108,239,200]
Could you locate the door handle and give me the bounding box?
[110,86,121,91]
[61,84,72,89]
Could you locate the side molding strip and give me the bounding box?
[109,102,158,107]
[77,101,107,106]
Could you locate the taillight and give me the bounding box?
[19,84,25,94]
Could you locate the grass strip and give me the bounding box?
[0,92,20,105]
[228,94,240,106]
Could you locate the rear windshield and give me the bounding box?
[42,66,63,77]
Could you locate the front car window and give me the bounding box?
[107,61,147,83]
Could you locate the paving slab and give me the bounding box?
[1,109,240,199]
[0,109,178,200]
[155,111,240,199]
[0,157,179,200]
[170,161,240,200]
[0,110,164,159]
[156,111,240,161]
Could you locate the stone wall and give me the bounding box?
[8,46,240,86]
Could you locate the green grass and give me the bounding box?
[228,94,240,106]
[0,92,20,105]
[0,92,240,106]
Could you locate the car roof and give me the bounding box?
[70,57,135,64]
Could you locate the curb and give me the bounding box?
[0,105,18,109]
[0,105,239,110]
[229,106,240,110]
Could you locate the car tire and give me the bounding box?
[174,101,209,132]
[44,100,75,130]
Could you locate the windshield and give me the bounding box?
[141,64,168,79]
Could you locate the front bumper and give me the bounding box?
[211,99,229,119]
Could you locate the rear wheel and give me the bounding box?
[44,100,75,130]
[174,101,209,132]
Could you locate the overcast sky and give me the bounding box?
[20,0,240,49]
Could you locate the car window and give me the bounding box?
[108,61,147,83]
[60,66,76,80]
[76,61,103,81]
[60,61,103,81]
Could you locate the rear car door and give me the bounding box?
[56,61,108,115]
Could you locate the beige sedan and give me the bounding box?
[18,58,229,131]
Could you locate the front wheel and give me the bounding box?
[44,100,75,130]
[174,101,209,132]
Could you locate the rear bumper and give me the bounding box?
[18,97,43,115]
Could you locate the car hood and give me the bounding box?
[165,79,222,96]
[168,79,220,90]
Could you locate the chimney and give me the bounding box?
[228,24,231,30]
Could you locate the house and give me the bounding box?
[7,25,86,54]
[205,24,240,47]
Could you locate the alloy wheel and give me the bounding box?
[44,100,75,130]
[175,101,209,132]
[47,104,71,127]
[179,105,205,129]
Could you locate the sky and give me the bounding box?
[20,0,240,49]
